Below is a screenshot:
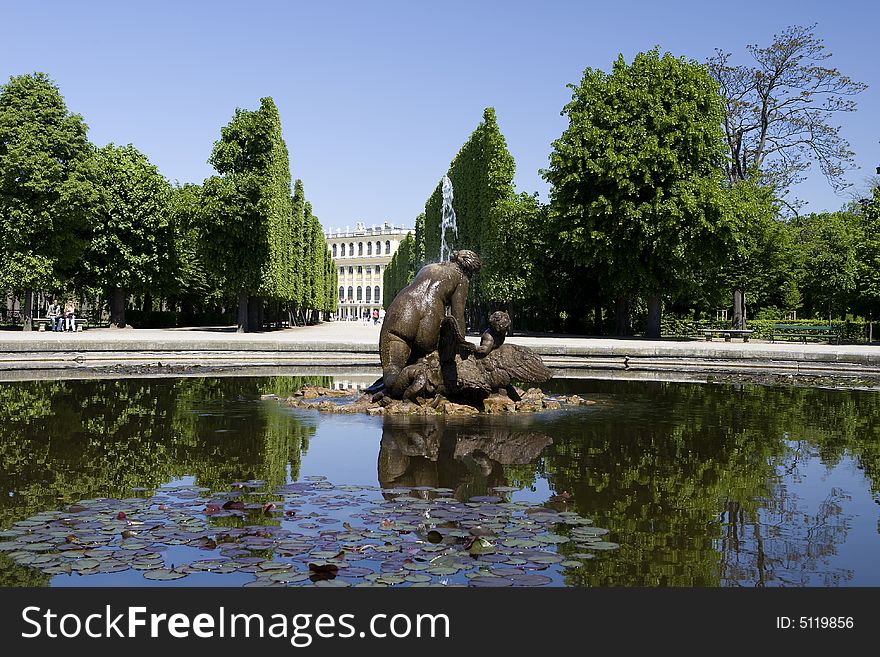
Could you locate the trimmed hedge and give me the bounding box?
[661,317,873,343]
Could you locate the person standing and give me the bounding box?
[46,298,62,332]
[372,308,380,325]
[63,298,76,332]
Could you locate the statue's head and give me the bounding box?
[489,311,510,332]
[450,250,481,276]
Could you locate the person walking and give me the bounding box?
[46,298,62,332]
[372,308,380,325]
[63,298,76,332]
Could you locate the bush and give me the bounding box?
[661,316,871,342]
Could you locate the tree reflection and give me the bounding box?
[0,376,325,585]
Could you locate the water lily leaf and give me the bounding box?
[269,572,309,583]
[469,576,513,587]
[510,574,552,586]
[535,534,570,544]
[143,569,188,581]
[583,541,619,551]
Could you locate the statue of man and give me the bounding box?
[379,250,481,397]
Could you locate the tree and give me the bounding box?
[855,187,880,326]
[544,49,734,338]
[78,144,171,327]
[167,183,217,320]
[707,24,866,200]
[795,211,859,320]
[423,109,517,324]
[0,73,93,330]
[201,97,297,332]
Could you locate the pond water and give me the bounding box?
[1,374,879,587]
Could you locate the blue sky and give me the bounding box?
[3,0,878,231]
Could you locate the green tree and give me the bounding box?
[855,188,880,325]
[383,232,416,308]
[721,180,801,322]
[544,49,734,337]
[167,183,217,320]
[0,73,93,329]
[795,211,859,321]
[78,144,171,327]
[423,107,534,327]
[201,97,297,332]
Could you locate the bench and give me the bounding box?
[771,324,838,344]
[701,329,754,342]
[35,317,87,332]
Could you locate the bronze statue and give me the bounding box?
[368,249,551,406]
[378,250,481,397]
[474,310,510,357]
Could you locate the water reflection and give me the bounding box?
[0,377,879,586]
[378,416,552,499]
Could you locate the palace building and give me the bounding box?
[326,221,412,321]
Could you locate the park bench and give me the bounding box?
[701,328,753,342]
[771,324,838,344]
[34,317,87,332]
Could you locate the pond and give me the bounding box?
[0,374,879,587]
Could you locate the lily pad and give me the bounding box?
[143,569,188,581]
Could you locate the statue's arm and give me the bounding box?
[474,332,494,357]
[450,281,468,339]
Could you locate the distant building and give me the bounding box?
[325,221,413,321]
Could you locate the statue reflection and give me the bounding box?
[377,416,552,500]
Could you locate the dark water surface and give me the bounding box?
[1,375,879,587]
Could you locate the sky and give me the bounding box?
[3,0,878,232]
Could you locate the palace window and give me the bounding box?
[347,286,353,300]
[358,242,363,256]
[357,266,362,274]
[374,286,380,302]
[349,243,355,256]
[356,286,362,301]
[385,240,391,254]
[332,244,337,258]
[338,286,344,300]
[366,287,372,302]
[367,242,372,255]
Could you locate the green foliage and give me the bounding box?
[544,49,734,305]
[383,232,415,308]
[855,188,880,319]
[423,107,525,311]
[661,316,869,342]
[200,98,294,299]
[167,183,216,302]
[78,144,171,293]
[0,72,93,291]
[793,211,859,319]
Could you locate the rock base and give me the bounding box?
[284,386,595,416]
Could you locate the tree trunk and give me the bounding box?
[614,297,631,336]
[248,296,260,333]
[23,288,33,331]
[109,287,127,328]
[142,291,153,313]
[646,293,662,339]
[237,292,248,333]
[733,289,744,329]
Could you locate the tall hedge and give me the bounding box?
[383,232,415,309]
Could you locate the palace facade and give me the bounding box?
[325,222,412,321]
